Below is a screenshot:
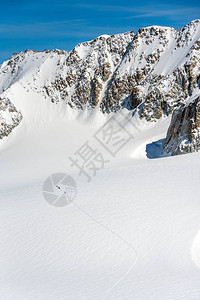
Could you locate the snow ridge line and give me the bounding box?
[73,201,138,299]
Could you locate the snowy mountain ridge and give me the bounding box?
[0,19,200,155]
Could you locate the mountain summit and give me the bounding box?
[0,20,200,155]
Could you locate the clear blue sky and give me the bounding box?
[0,0,200,63]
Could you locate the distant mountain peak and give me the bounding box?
[0,20,199,156]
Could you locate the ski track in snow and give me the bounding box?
[73,202,138,300]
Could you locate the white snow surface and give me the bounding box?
[0,99,200,299]
[0,19,200,299]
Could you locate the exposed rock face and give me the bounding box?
[56,32,135,108]
[46,19,199,120]
[101,20,200,119]
[0,98,22,139]
[162,96,200,155]
[0,19,199,140]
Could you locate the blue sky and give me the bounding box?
[0,0,200,63]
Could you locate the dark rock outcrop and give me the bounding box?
[162,96,200,155]
[0,98,22,139]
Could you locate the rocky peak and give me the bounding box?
[63,31,135,108]
[101,20,200,117]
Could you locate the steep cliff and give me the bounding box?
[162,95,200,155]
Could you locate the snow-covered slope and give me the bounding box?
[0,114,200,299]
